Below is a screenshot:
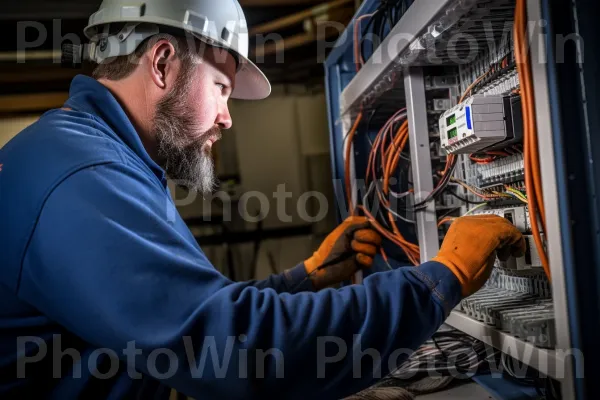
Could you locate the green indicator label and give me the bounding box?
[446,114,456,126]
[448,127,458,139]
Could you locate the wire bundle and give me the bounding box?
[514,0,550,279]
[502,354,561,399]
[451,177,508,201]
[469,146,523,165]
[344,109,458,265]
[412,154,458,210]
[459,70,491,103]
[350,330,496,398]
[504,185,528,204]
[358,109,421,265]
[344,112,364,214]
[438,201,489,227]
[469,54,516,96]
[388,330,496,380]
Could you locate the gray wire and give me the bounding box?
[382,203,416,224]
[343,387,415,400]
[389,188,413,199]
[389,334,494,380]
[406,376,455,395]
[363,181,417,224]
[362,180,377,204]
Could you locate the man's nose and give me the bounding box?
[216,103,232,130]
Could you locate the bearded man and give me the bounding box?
[0,1,525,398]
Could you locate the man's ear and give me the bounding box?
[148,39,177,90]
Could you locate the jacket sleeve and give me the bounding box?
[19,162,462,400]
[245,263,316,293]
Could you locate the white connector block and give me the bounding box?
[471,205,530,233]
[508,235,544,270]
[479,153,525,186]
[472,206,543,270]
[439,95,507,154]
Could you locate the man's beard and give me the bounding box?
[152,67,221,194]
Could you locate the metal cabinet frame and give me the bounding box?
[323,0,598,398]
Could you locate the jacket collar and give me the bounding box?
[64,75,167,186]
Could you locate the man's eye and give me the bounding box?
[216,83,225,91]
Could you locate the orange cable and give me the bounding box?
[470,154,496,164]
[486,150,511,157]
[453,179,496,201]
[354,13,375,72]
[349,13,423,269]
[345,112,363,215]
[459,71,490,103]
[390,132,409,178]
[514,0,550,279]
[383,121,409,193]
[516,0,547,228]
[437,217,455,227]
[354,113,421,264]
[358,205,420,264]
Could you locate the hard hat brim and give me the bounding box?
[230,55,271,100]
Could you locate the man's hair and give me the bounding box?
[92,33,199,81]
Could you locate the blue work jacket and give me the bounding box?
[0,75,461,399]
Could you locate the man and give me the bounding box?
[0,0,525,398]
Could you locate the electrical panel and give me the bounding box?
[325,0,574,394]
[434,30,554,350]
[412,22,553,345]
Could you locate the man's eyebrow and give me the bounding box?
[220,69,234,87]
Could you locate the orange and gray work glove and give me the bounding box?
[432,215,526,297]
[304,216,382,290]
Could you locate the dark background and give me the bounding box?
[0,0,356,96]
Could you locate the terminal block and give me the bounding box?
[460,286,555,348]
[471,205,530,233]
[471,206,543,270]
[497,235,544,270]
[478,153,525,187]
[487,268,551,297]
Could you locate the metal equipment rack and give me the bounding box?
[323,0,597,398]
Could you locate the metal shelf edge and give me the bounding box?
[446,311,565,379]
[339,0,453,115]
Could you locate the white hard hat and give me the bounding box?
[83,0,271,100]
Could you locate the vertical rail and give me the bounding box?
[527,0,576,397]
[404,67,439,261]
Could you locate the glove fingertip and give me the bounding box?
[356,253,374,268]
[345,223,371,238]
[352,240,377,257]
[496,246,511,261]
[347,216,368,223]
[354,229,383,245]
[511,236,527,258]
